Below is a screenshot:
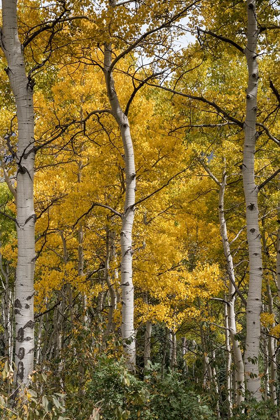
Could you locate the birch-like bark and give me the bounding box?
[35,316,43,366]
[219,171,245,404]
[182,337,188,373]
[243,0,262,400]
[77,163,88,326]
[224,302,232,416]
[1,262,14,366]
[170,330,177,369]
[0,246,13,365]
[1,0,36,386]
[277,185,280,296]
[104,1,136,368]
[104,227,117,335]
[212,350,221,419]
[266,278,277,404]
[144,321,152,369]
[261,224,278,404]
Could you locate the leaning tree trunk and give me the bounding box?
[104,20,136,367]
[1,0,36,386]
[243,0,262,400]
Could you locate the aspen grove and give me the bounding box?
[0,0,279,418]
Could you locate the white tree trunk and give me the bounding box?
[144,321,152,369]
[104,227,117,336]
[219,171,245,404]
[224,302,232,416]
[170,330,177,369]
[104,41,136,367]
[1,0,35,386]
[182,337,188,373]
[243,0,262,400]
[0,247,14,366]
[277,195,280,296]
[266,281,277,404]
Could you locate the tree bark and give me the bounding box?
[104,3,136,368]
[182,337,188,373]
[224,301,233,416]
[219,169,245,404]
[243,0,262,400]
[277,184,280,296]
[104,227,117,336]
[1,0,36,386]
[144,321,152,369]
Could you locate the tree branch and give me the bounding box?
[125,71,164,116]
[109,1,200,73]
[0,210,17,225]
[258,168,280,191]
[146,82,244,128]
[0,161,17,200]
[269,80,280,105]
[198,27,244,53]
[73,202,122,228]
[196,156,221,186]
[133,166,190,208]
[257,122,280,146]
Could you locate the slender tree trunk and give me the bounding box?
[219,168,245,404]
[170,330,177,370]
[277,186,280,296]
[243,0,262,400]
[77,162,88,326]
[0,249,14,366]
[35,316,43,366]
[261,224,278,405]
[182,337,188,373]
[212,350,221,419]
[161,326,169,378]
[104,10,136,367]
[144,321,152,369]
[225,301,233,416]
[262,328,269,401]
[1,0,36,386]
[104,227,117,336]
[266,281,277,404]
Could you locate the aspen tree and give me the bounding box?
[1,0,36,386]
[104,0,137,367]
[243,0,262,399]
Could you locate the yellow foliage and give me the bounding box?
[260,312,275,328]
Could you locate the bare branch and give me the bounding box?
[24,15,90,48]
[125,71,164,116]
[258,168,280,191]
[0,161,17,200]
[0,210,17,225]
[146,82,244,128]
[257,122,280,146]
[133,166,190,208]
[270,80,280,105]
[109,1,200,73]
[198,27,244,53]
[73,202,122,228]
